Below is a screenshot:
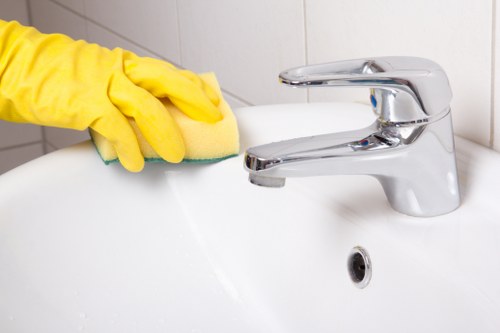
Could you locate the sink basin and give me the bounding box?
[1,103,499,332]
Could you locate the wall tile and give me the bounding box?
[86,21,157,57]
[29,0,87,40]
[44,127,89,150]
[44,142,58,154]
[178,0,307,105]
[0,143,44,175]
[84,0,180,64]
[51,0,85,14]
[222,93,252,109]
[306,0,493,147]
[0,0,30,24]
[0,121,42,149]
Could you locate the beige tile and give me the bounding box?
[29,0,87,40]
[84,0,180,63]
[306,0,493,146]
[178,0,307,105]
[0,121,43,149]
[0,143,44,175]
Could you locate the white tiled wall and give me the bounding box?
[0,0,499,173]
[85,0,181,64]
[177,0,307,105]
[306,0,493,146]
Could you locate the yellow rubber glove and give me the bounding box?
[0,20,222,172]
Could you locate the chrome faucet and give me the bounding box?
[244,57,460,217]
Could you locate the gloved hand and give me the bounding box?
[0,20,222,172]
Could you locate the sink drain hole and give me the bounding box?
[348,246,372,289]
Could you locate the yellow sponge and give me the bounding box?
[90,72,239,165]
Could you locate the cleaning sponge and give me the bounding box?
[90,72,240,165]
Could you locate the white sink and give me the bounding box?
[1,103,499,332]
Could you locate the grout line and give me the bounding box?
[302,0,310,103]
[0,140,44,152]
[82,0,89,41]
[302,0,309,65]
[175,0,183,66]
[49,0,79,15]
[491,0,497,149]
[25,0,33,25]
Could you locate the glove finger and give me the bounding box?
[177,69,220,106]
[109,73,186,163]
[89,105,144,172]
[124,57,222,123]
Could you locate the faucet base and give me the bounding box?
[377,175,460,217]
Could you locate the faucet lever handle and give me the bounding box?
[279,56,452,124]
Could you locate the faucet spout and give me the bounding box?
[244,113,460,217]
